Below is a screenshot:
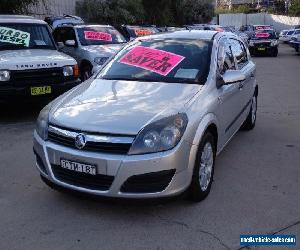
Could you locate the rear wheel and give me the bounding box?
[271,47,278,57]
[296,45,299,52]
[188,132,216,202]
[241,95,257,130]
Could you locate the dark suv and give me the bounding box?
[248,29,279,57]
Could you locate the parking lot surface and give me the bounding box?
[0,44,299,250]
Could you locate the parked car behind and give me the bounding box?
[289,32,300,52]
[44,14,84,29]
[248,29,279,57]
[0,15,80,100]
[120,25,160,41]
[53,24,127,81]
[279,29,299,43]
[34,30,258,202]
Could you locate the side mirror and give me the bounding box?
[222,70,246,85]
[57,42,64,49]
[65,40,76,47]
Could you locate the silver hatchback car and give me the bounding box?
[34,30,257,202]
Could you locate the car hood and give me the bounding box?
[50,79,201,135]
[82,44,124,57]
[0,49,76,70]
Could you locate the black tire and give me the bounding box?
[271,47,278,57]
[81,64,92,81]
[241,95,257,131]
[188,132,216,202]
[296,45,299,52]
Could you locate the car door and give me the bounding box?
[229,38,256,125]
[215,37,243,144]
[53,27,79,61]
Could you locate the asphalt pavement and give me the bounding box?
[0,44,299,250]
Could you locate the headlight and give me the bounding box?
[94,57,109,65]
[63,66,74,77]
[0,70,10,81]
[271,40,279,46]
[129,113,188,155]
[36,105,50,140]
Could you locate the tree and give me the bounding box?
[174,0,214,25]
[0,0,40,14]
[290,0,300,16]
[76,0,144,25]
[76,0,215,26]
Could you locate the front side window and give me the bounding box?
[0,23,55,50]
[218,38,235,75]
[98,39,212,85]
[77,26,126,46]
[53,27,76,44]
[230,39,248,69]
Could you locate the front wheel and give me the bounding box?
[241,95,257,130]
[188,132,216,202]
[81,64,92,81]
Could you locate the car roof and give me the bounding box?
[136,30,222,41]
[75,24,113,28]
[0,15,46,25]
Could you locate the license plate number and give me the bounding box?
[258,48,266,51]
[60,159,97,175]
[31,86,52,95]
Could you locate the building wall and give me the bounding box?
[219,13,300,31]
[29,0,78,19]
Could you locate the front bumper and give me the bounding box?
[33,131,195,198]
[289,41,300,48]
[0,79,81,99]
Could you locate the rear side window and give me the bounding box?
[230,39,248,69]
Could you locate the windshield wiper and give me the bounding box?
[31,45,55,49]
[0,44,25,50]
[101,76,199,84]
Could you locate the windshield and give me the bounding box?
[77,26,126,46]
[0,23,55,50]
[99,39,212,85]
[126,27,159,38]
[287,30,295,35]
[251,30,277,40]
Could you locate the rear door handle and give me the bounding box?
[238,82,244,90]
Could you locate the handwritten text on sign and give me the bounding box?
[255,32,270,38]
[84,31,112,41]
[134,29,154,37]
[0,26,30,46]
[119,46,185,76]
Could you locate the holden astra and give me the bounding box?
[33,30,258,202]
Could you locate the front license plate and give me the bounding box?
[60,159,97,176]
[30,86,52,96]
[258,48,266,51]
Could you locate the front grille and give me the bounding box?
[52,164,114,191]
[254,42,271,47]
[47,126,134,155]
[121,169,176,193]
[11,68,64,86]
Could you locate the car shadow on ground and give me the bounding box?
[0,99,51,124]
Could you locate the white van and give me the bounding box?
[0,15,80,99]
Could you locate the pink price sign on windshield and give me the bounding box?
[84,31,112,41]
[255,32,270,38]
[118,46,185,76]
